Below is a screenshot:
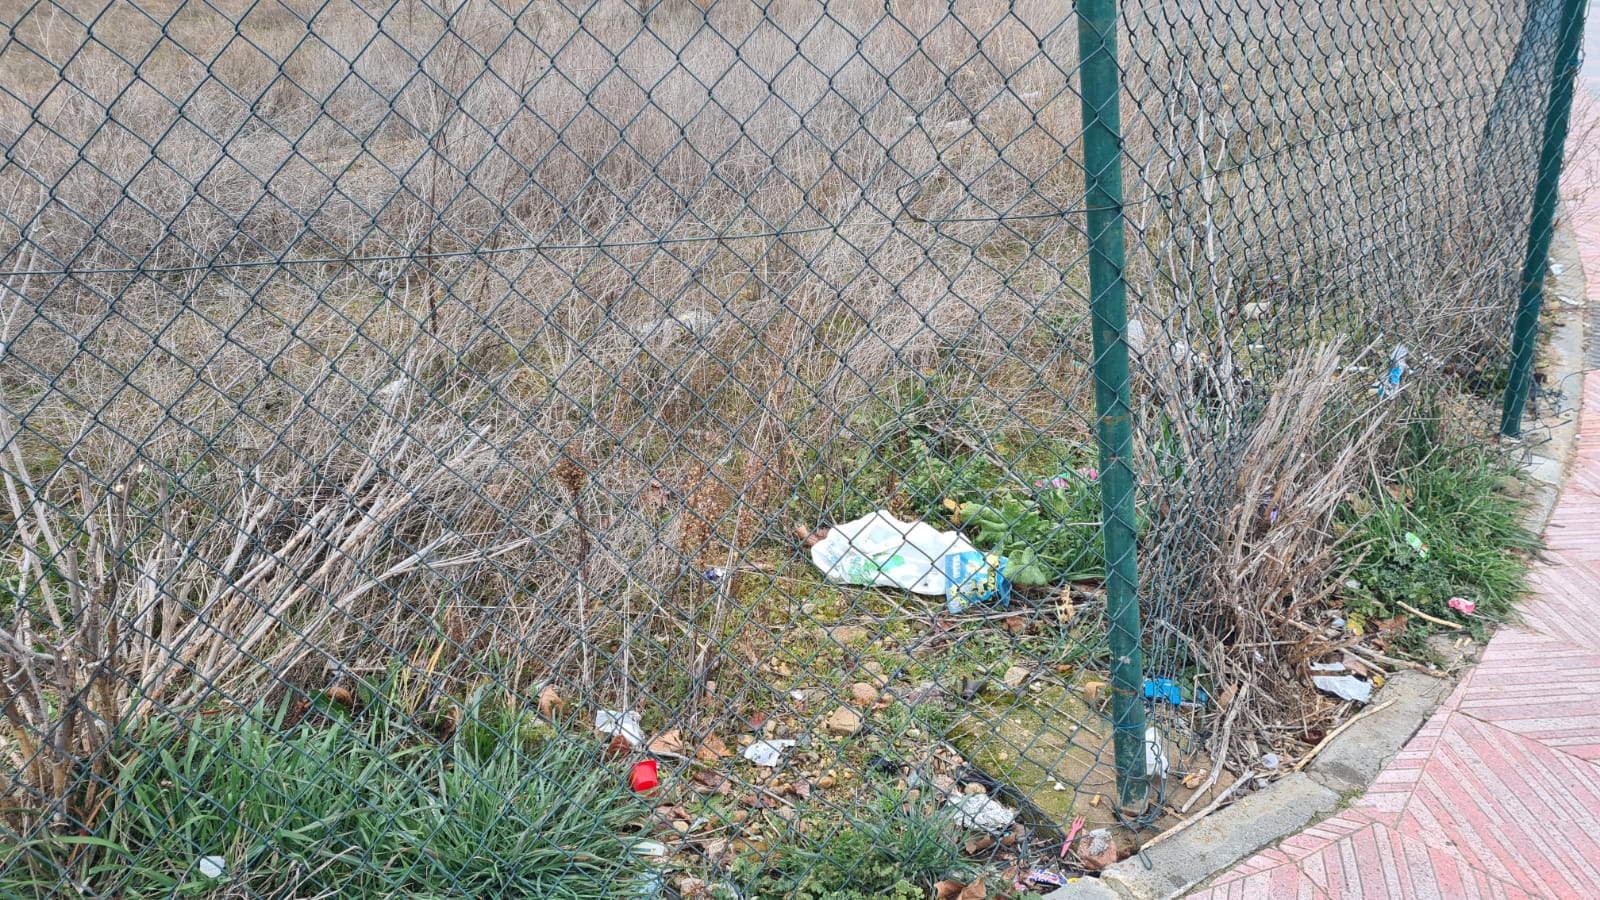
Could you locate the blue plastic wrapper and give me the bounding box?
[944,551,1012,614]
[1144,677,1209,706]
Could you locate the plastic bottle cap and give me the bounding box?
[631,760,659,793]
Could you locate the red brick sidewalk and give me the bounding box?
[1188,102,1600,900]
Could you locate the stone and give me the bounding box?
[829,625,869,645]
[826,707,862,735]
[850,682,880,705]
[948,684,1118,833]
[1076,829,1123,871]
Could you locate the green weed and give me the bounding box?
[731,782,975,900]
[2,702,648,899]
[1336,420,1536,639]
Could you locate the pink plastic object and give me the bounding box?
[1448,596,1476,615]
[1061,814,1087,858]
[630,760,659,793]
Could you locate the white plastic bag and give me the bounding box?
[810,511,978,595]
[741,739,797,767]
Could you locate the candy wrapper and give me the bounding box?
[944,551,1012,614]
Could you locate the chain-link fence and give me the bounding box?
[0,0,1581,896]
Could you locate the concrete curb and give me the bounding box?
[1047,215,1588,900]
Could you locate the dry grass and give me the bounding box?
[0,0,1099,819]
[0,0,1545,828]
[1119,0,1541,765]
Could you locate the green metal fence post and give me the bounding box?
[1503,0,1589,437]
[1075,0,1148,810]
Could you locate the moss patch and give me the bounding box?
[948,684,1122,832]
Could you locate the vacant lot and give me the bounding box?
[0,0,1545,895]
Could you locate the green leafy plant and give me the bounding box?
[954,470,1104,586]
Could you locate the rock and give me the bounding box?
[947,684,1117,832]
[861,660,889,687]
[829,625,869,645]
[850,682,880,705]
[826,707,862,735]
[947,793,1016,832]
[1002,664,1032,689]
[964,782,988,795]
[1494,474,1526,497]
[1076,828,1125,871]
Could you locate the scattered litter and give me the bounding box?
[197,856,226,879]
[1261,753,1281,770]
[1332,616,1347,631]
[947,793,1017,832]
[1371,344,1408,399]
[810,510,978,596]
[375,376,408,404]
[1145,678,1183,704]
[1550,262,1566,276]
[1019,90,1042,101]
[704,567,726,583]
[944,551,1012,614]
[630,760,660,793]
[1052,781,1067,792]
[597,710,645,748]
[741,739,797,767]
[1404,532,1429,559]
[1144,677,1208,706]
[1126,317,1147,354]
[1145,726,1170,778]
[630,840,669,859]
[1449,596,1476,615]
[1060,814,1087,858]
[1026,869,1067,888]
[1308,661,1345,672]
[635,872,666,898]
[1560,295,1583,308]
[1313,674,1373,703]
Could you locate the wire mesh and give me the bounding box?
[0,0,1575,896]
